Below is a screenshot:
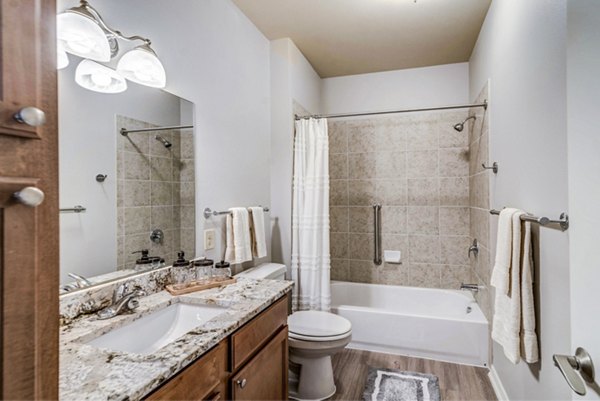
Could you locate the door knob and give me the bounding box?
[13,186,45,207]
[13,107,46,127]
[236,378,247,388]
[553,347,595,395]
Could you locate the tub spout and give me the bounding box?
[460,283,483,293]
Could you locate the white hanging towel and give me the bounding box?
[491,210,539,364]
[490,208,519,294]
[224,208,252,264]
[248,206,267,259]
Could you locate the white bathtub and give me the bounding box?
[330,281,489,367]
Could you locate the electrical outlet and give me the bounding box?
[204,229,216,250]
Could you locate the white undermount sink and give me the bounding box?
[86,303,227,355]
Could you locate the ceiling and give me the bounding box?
[232,0,491,78]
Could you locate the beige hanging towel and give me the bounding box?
[248,206,267,259]
[224,207,252,264]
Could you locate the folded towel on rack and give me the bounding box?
[224,208,253,264]
[490,208,519,294]
[248,207,267,259]
[491,211,539,364]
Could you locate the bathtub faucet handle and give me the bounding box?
[468,239,479,258]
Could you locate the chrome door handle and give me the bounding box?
[553,347,595,396]
[13,106,46,127]
[236,378,247,388]
[13,186,45,207]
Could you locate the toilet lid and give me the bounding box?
[288,311,352,338]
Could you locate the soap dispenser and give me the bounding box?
[171,251,193,284]
[173,251,190,267]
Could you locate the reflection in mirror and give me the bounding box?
[58,57,195,292]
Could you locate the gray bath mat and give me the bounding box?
[362,368,440,401]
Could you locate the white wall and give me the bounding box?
[567,1,600,399]
[469,1,571,400]
[321,63,469,114]
[58,0,272,269]
[58,54,181,284]
[270,38,322,270]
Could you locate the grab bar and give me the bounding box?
[373,204,382,265]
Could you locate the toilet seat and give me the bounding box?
[288,311,352,342]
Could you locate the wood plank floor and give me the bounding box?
[331,349,497,401]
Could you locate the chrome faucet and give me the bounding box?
[97,284,147,320]
[460,283,483,293]
[61,272,93,292]
[69,272,92,287]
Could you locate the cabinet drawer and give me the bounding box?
[231,327,288,400]
[230,296,288,371]
[146,340,227,401]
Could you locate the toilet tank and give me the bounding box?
[235,263,287,280]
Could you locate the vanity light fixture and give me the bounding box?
[57,0,166,91]
[75,59,127,94]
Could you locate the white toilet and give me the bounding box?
[237,263,352,401]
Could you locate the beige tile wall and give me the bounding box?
[329,111,474,289]
[468,84,493,320]
[117,115,196,270]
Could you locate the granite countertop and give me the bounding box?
[60,278,294,401]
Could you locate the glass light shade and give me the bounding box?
[57,11,111,62]
[116,45,166,88]
[57,45,69,70]
[75,59,127,94]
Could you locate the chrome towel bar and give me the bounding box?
[203,206,270,219]
[490,208,569,231]
[60,205,86,213]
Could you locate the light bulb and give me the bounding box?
[75,59,127,94]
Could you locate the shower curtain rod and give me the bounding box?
[294,100,487,120]
[120,125,194,136]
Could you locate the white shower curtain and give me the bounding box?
[291,118,331,312]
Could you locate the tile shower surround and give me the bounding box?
[117,115,196,270]
[329,111,475,290]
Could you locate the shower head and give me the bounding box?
[155,135,172,148]
[453,115,477,132]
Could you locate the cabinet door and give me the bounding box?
[146,340,228,401]
[0,0,59,399]
[231,327,288,401]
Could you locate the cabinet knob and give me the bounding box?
[236,378,247,389]
[13,106,46,127]
[13,186,45,207]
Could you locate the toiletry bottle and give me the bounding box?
[214,260,231,278]
[171,251,191,284]
[193,258,214,281]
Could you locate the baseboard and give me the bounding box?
[488,365,509,401]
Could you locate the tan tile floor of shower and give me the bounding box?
[331,349,497,401]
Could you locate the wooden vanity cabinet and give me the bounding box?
[145,295,288,401]
[145,340,228,401]
[230,327,288,401]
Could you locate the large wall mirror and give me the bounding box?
[58,45,195,292]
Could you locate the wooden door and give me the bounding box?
[0,0,59,399]
[231,327,288,401]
